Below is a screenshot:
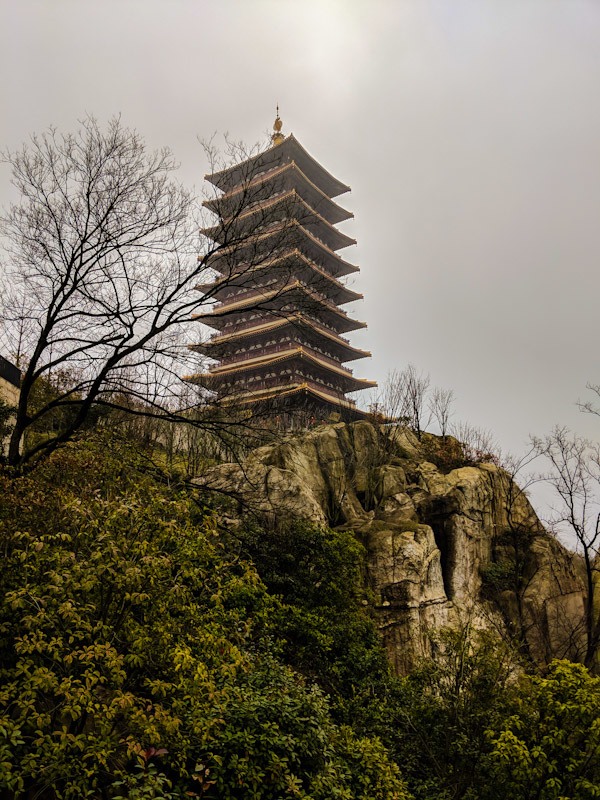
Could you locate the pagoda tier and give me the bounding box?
[205,134,351,198]
[204,161,353,226]
[194,282,367,335]
[190,314,371,364]
[196,251,363,307]
[203,191,356,253]
[192,347,376,395]
[207,382,365,417]
[191,115,375,420]
[205,226,360,279]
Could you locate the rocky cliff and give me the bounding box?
[198,421,586,674]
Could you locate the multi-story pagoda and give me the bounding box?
[189,113,376,420]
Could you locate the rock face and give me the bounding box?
[198,421,586,674]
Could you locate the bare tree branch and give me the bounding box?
[532,426,600,666]
[0,118,335,469]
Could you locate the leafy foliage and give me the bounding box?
[236,520,390,709]
[372,631,600,800]
[0,435,409,799]
[484,660,600,799]
[363,626,518,800]
[0,397,14,454]
[2,431,599,800]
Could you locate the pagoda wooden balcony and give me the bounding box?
[201,277,361,309]
[196,249,362,307]
[198,312,355,344]
[198,346,377,395]
[192,317,371,364]
[216,341,353,373]
[201,308,358,341]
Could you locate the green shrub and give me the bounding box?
[480,560,517,595]
[396,519,421,533]
[235,520,391,713]
[483,661,600,800]
[0,436,410,800]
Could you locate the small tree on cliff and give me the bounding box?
[375,365,432,437]
[533,427,600,668]
[428,386,454,438]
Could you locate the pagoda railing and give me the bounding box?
[228,378,357,406]
[210,281,352,321]
[216,342,354,375]
[211,312,350,339]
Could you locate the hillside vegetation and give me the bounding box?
[1,432,600,799]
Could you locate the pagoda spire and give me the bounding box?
[271,105,285,145]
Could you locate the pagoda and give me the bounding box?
[189,112,376,420]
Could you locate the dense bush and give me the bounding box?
[235,520,390,710]
[2,433,599,799]
[366,629,600,800]
[0,398,14,452]
[0,436,408,799]
[483,660,600,799]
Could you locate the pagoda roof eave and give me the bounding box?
[205,135,351,198]
[204,223,360,277]
[193,283,368,333]
[193,347,377,393]
[203,161,354,225]
[202,190,357,250]
[196,313,367,336]
[189,314,371,361]
[202,382,373,418]
[194,250,363,305]
[202,204,357,253]
[185,362,377,395]
[197,283,362,308]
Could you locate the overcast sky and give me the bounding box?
[1,0,599,518]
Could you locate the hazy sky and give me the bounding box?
[1,0,600,516]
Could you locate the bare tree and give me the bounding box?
[533,426,600,667]
[450,421,500,465]
[402,364,431,438]
[578,383,600,417]
[0,117,201,468]
[374,364,431,437]
[428,387,454,438]
[0,118,322,470]
[369,368,406,421]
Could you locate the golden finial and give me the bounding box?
[272,104,284,145]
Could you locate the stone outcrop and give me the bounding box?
[198,421,586,674]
